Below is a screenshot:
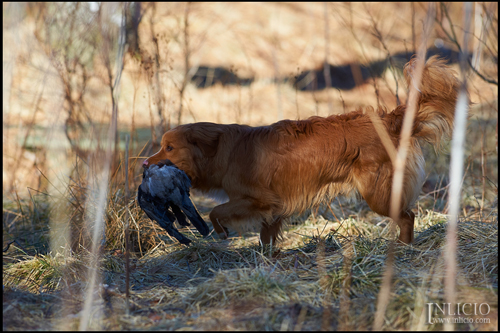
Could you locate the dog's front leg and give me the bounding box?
[209,198,273,241]
[211,217,229,239]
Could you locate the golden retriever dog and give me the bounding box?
[143,56,460,244]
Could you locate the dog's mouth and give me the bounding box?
[143,159,196,183]
[143,159,176,169]
[156,159,176,168]
[142,159,185,176]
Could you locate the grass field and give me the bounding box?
[3,2,498,331]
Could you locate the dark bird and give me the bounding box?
[138,159,210,245]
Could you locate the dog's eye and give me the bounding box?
[166,145,173,152]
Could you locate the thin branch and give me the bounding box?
[365,4,400,105]
[443,2,472,330]
[373,3,435,330]
[366,110,397,165]
[79,3,127,330]
[124,134,131,316]
[323,2,333,114]
[435,2,497,85]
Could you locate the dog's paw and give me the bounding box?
[213,225,229,240]
[217,232,228,240]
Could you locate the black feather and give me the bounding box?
[137,159,210,245]
[137,184,192,245]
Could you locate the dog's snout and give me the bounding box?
[142,160,149,168]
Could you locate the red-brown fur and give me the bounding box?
[144,56,460,244]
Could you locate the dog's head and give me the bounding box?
[143,123,223,184]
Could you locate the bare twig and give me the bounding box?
[124,134,131,316]
[373,3,435,330]
[480,131,486,215]
[3,239,30,254]
[339,3,382,105]
[435,2,497,85]
[366,110,397,165]
[364,4,400,105]
[317,238,331,330]
[272,43,283,121]
[338,240,353,331]
[411,2,416,53]
[79,3,127,330]
[178,2,192,125]
[148,3,166,137]
[323,2,333,114]
[443,3,472,330]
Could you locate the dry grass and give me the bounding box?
[3,2,498,331]
[3,207,498,330]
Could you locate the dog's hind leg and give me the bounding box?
[364,195,415,244]
[354,164,416,244]
[397,210,415,244]
[260,216,285,245]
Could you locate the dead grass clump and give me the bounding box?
[3,194,52,256]
[105,192,157,255]
[387,219,498,330]
[182,266,319,311]
[318,237,386,298]
[455,221,498,286]
[300,232,342,254]
[3,253,86,294]
[2,249,129,296]
[414,220,448,249]
[413,217,498,286]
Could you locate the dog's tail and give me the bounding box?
[403,55,461,148]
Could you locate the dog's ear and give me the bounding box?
[185,126,222,158]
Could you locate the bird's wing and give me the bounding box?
[138,185,191,245]
[179,192,210,236]
[171,204,190,226]
[138,183,177,222]
[150,169,190,227]
[154,166,210,236]
[176,171,210,236]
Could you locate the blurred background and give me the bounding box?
[3,2,497,193]
[2,2,498,330]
